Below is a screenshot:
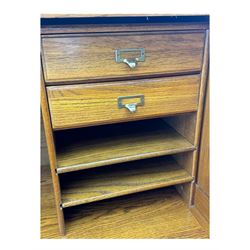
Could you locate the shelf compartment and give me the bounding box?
[60,156,193,208]
[55,119,196,174]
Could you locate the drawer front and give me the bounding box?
[47,75,200,130]
[41,31,205,84]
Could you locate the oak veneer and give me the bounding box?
[41,31,205,84]
[197,82,209,194]
[54,119,196,174]
[191,79,209,227]
[40,70,65,235]
[41,163,208,238]
[60,156,192,208]
[47,75,200,130]
[41,116,49,166]
[164,30,209,205]
[193,186,209,222]
[41,15,209,237]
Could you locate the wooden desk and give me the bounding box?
[41,14,209,237]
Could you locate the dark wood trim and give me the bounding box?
[41,15,209,26]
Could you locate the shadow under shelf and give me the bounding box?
[54,118,196,174]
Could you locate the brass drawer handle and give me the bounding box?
[117,95,144,113]
[115,48,145,69]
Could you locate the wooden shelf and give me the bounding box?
[55,119,195,174]
[41,163,208,238]
[60,156,193,208]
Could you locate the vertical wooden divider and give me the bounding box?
[164,30,209,206]
[190,29,209,205]
[41,65,65,235]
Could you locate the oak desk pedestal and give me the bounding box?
[41,15,209,237]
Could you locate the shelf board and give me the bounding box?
[60,156,193,208]
[41,165,208,239]
[55,119,195,174]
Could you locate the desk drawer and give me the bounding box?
[47,75,200,130]
[41,31,205,84]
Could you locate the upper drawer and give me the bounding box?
[41,31,205,84]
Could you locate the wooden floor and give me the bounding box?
[41,165,209,239]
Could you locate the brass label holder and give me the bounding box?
[115,48,145,69]
[117,95,145,113]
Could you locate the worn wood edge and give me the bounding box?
[62,174,193,208]
[40,65,65,235]
[57,145,196,174]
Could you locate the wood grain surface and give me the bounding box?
[60,156,193,208]
[197,81,209,195]
[193,185,209,222]
[40,16,209,237]
[190,201,209,233]
[191,30,209,177]
[54,119,196,174]
[40,70,65,235]
[172,151,196,206]
[41,31,205,83]
[47,75,200,130]
[165,112,197,144]
[41,23,209,36]
[41,164,208,238]
[41,116,49,166]
[191,80,209,226]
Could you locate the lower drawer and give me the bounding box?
[47,75,200,130]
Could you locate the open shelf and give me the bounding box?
[60,156,193,208]
[55,119,196,174]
